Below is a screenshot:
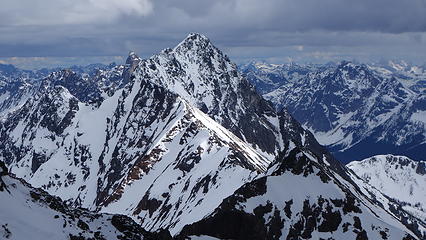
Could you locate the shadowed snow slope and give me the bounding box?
[177,148,418,240]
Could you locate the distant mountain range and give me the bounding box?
[0,34,424,239]
[241,61,426,163]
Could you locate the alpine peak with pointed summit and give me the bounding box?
[0,33,423,239]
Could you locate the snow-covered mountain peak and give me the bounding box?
[389,60,410,72]
[331,61,381,91]
[348,154,426,222]
[175,32,212,51]
[252,62,284,71]
[171,32,236,75]
[40,69,103,104]
[0,56,275,234]
[240,61,316,95]
[337,61,369,75]
[128,34,282,156]
[2,35,424,239]
[349,154,425,173]
[247,59,425,162]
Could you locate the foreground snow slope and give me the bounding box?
[0,166,171,240]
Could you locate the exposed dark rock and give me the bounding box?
[379,230,388,240]
[353,216,362,230]
[69,234,86,240]
[0,161,8,176]
[356,230,368,240]
[284,200,293,218]
[178,210,268,240]
[134,194,162,216]
[416,162,425,175]
[77,220,90,231]
[318,209,342,232]
[1,224,11,239]
[343,195,362,214]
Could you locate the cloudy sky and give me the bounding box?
[1,0,426,68]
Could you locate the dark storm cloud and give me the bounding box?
[0,0,425,65]
[144,0,426,33]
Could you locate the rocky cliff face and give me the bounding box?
[0,34,422,239]
[0,68,271,234]
[178,148,418,240]
[243,61,426,163]
[0,34,279,235]
[132,33,283,157]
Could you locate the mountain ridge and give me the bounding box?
[242,61,426,163]
[0,161,172,240]
[0,33,422,239]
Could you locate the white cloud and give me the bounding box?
[295,45,304,51]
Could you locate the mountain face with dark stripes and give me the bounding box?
[242,61,426,163]
[0,34,422,239]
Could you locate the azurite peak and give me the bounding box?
[174,32,221,57]
[0,33,422,239]
[179,32,211,46]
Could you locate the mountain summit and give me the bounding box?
[0,34,422,239]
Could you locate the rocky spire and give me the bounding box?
[126,51,141,65]
[123,51,142,83]
[174,32,216,55]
